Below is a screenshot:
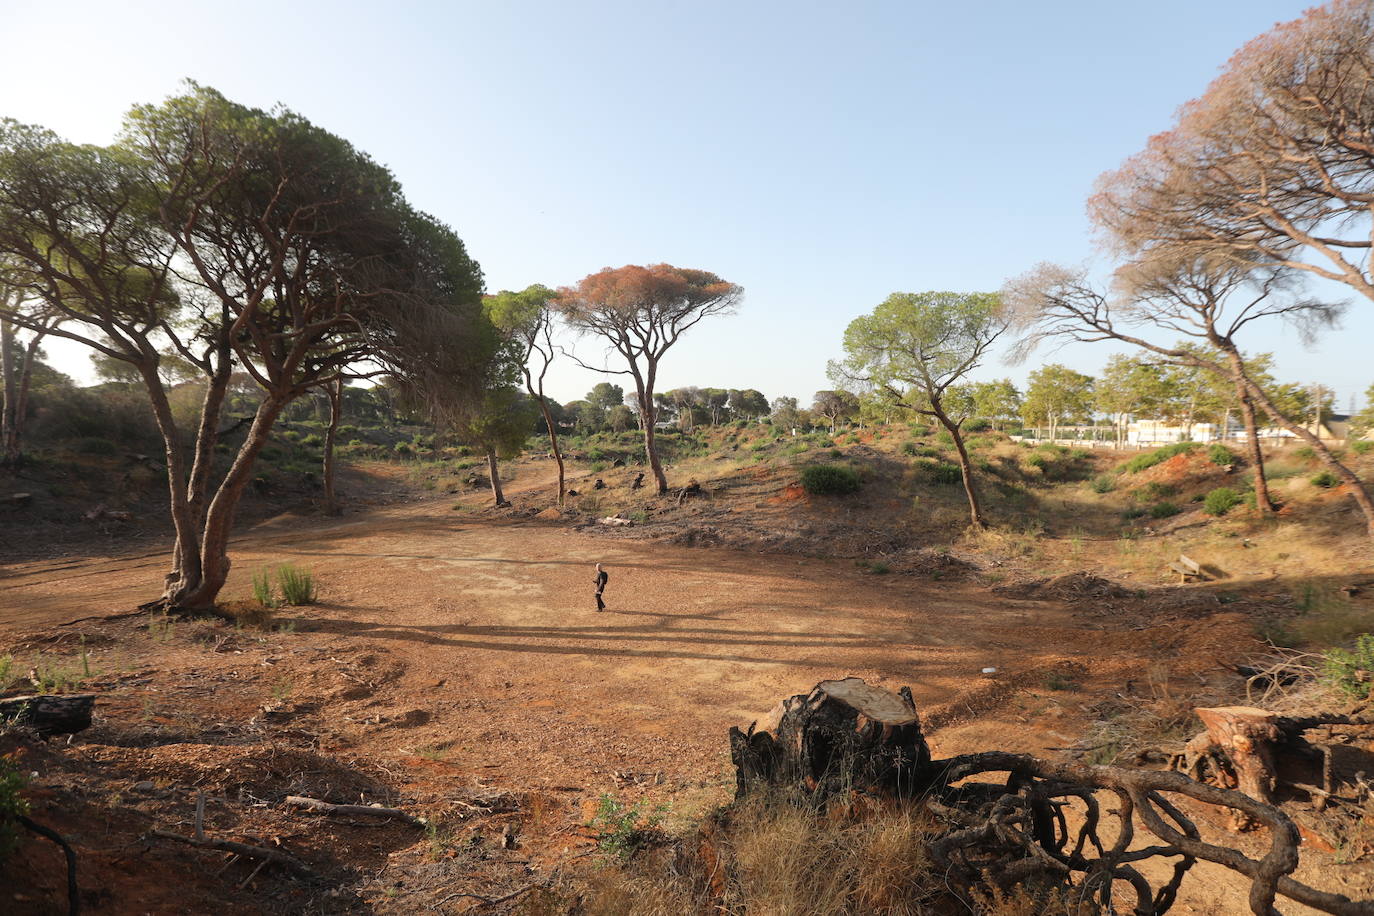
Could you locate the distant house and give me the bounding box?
[1125,420,1228,447]
[1255,412,1350,442]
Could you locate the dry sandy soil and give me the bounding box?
[0,469,1368,914]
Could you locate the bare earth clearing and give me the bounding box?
[0,469,1366,914]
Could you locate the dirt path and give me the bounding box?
[0,493,1113,778]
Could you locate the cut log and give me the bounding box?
[1194,706,1281,805]
[0,694,95,737]
[283,795,426,827]
[729,677,930,799]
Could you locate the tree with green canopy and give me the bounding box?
[557,264,742,494]
[0,86,484,611]
[812,390,859,433]
[1094,355,1168,447]
[484,284,568,503]
[834,291,1007,528]
[1020,364,1095,442]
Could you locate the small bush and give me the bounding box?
[1352,440,1372,455]
[393,442,413,456]
[1149,502,1180,519]
[1311,470,1339,488]
[252,570,280,609]
[277,564,316,606]
[1322,635,1374,698]
[1294,446,1316,460]
[1024,453,1049,470]
[1089,475,1115,494]
[1207,444,1235,466]
[899,441,919,456]
[1203,487,1243,516]
[1136,481,1178,502]
[1123,441,1198,474]
[587,793,668,860]
[935,430,954,446]
[301,433,324,448]
[800,464,861,496]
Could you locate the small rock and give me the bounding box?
[134,780,155,792]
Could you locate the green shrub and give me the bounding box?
[74,436,118,456]
[1352,440,1372,455]
[1024,453,1049,470]
[1294,446,1316,460]
[1149,502,1181,519]
[800,464,861,495]
[899,441,919,456]
[0,757,30,867]
[964,436,994,451]
[338,425,359,439]
[1207,444,1235,466]
[393,442,413,456]
[936,430,954,446]
[587,793,668,861]
[908,424,930,436]
[1123,442,1199,474]
[920,460,962,485]
[1321,635,1374,698]
[280,429,302,441]
[1203,487,1243,516]
[252,569,280,609]
[1089,475,1115,494]
[1311,470,1339,488]
[301,434,324,448]
[277,564,316,606]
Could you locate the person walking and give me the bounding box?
[594,562,609,612]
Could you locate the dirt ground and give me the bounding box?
[0,467,1369,914]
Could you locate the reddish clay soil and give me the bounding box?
[0,474,1367,913]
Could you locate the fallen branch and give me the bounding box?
[283,795,426,827]
[19,815,78,916]
[149,829,313,877]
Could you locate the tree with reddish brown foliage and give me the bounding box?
[1091,1,1374,302]
[557,264,741,495]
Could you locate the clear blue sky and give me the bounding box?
[4,0,1369,412]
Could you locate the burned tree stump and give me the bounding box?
[0,694,95,737]
[729,677,929,799]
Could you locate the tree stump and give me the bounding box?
[729,677,930,799]
[0,694,95,737]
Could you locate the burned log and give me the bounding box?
[0,694,95,737]
[729,677,929,799]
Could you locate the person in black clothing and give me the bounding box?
[594,562,608,612]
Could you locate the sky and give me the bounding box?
[2,0,1370,413]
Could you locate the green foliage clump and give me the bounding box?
[1024,453,1049,470]
[1207,444,1235,466]
[253,569,280,609]
[1137,481,1178,502]
[301,433,324,448]
[914,459,962,485]
[1089,475,1115,494]
[1352,440,1373,455]
[1149,502,1180,519]
[0,757,30,867]
[277,564,316,606]
[935,430,954,446]
[1203,487,1243,516]
[1311,470,1339,488]
[74,436,118,456]
[587,794,668,860]
[1322,635,1374,698]
[1123,442,1198,474]
[899,440,919,456]
[800,464,862,496]
[1293,446,1316,460]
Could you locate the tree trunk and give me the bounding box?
[186,343,232,530]
[322,377,342,515]
[932,401,986,528]
[1,317,17,467]
[533,397,565,506]
[176,395,288,612]
[1242,374,1374,537]
[0,694,95,738]
[1192,707,1282,806]
[729,677,930,800]
[641,402,668,494]
[140,361,204,608]
[486,446,507,506]
[11,330,43,466]
[1236,388,1274,515]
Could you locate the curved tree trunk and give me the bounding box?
[141,362,204,607]
[322,377,343,516]
[486,446,507,506]
[932,400,985,528]
[1243,375,1374,537]
[186,346,232,530]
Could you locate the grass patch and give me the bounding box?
[1207,443,1235,466]
[0,757,30,867]
[1311,470,1339,488]
[1149,502,1180,519]
[1089,475,1115,494]
[277,564,316,606]
[587,794,669,861]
